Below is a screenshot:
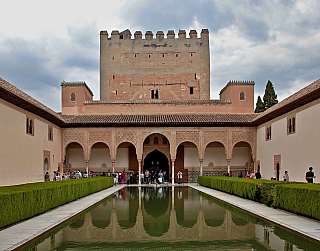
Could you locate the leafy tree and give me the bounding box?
[263,80,278,109]
[255,95,265,113]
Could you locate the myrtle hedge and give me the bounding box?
[198,176,320,220]
[0,177,113,229]
[273,183,320,220]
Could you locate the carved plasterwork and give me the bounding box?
[203,130,228,148]
[115,131,137,148]
[89,131,112,148]
[63,130,85,149]
[231,130,255,148]
[176,130,200,148]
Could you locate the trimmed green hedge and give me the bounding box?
[0,177,113,229]
[198,176,283,206]
[199,176,320,221]
[273,183,320,220]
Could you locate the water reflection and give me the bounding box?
[32,187,318,251]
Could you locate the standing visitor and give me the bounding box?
[306,167,316,183]
[283,171,289,181]
[121,171,126,184]
[44,172,50,182]
[141,171,145,184]
[177,170,183,184]
[255,170,262,179]
[145,170,150,184]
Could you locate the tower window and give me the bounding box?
[26,117,34,136]
[135,54,137,57]
[48,126,53,141]
[151,90,159,99]
[71,93,76,102]
[240,92,245,101]
[190,53,193,57]
[112,56,114,60]
[149,54,151,58]
[115,90,118,95]
[112,74,115,80]
[190,87,194,94]
[176,54,178,57]
[266,125,272,140]
[288,116,296,134]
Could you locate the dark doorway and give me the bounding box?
[276,163,280,181]
[143,150,169,175]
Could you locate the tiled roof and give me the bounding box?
[0,78,65,126]
[253,78,320,125]
[220,80,255,95]
[85,99,231,105]
[62,114,258,127]
[61,81,94,96]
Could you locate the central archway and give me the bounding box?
[143,150,169,175]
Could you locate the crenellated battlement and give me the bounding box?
[100,29,209,42]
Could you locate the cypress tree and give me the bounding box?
[255,95,265,113]
[263,80,278,109]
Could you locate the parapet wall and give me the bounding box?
[100,29,210,101]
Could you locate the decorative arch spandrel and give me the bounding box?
[63,130,87,160]
[176,130,200,157]
[88,131,112,159]
[203,130,228,156]
[230,129,256,159]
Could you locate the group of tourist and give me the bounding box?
[137,169,168,184]
[44,170,95,182]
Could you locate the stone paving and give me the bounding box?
[1,183,320,250]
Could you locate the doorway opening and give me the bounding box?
[143,150,169,176]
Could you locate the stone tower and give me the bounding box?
[100,29,210,101]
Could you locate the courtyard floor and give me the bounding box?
[0,183,320,250]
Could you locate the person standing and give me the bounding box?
[306,167,315,183]
[177,170,183,184]
[255,170,262,179]
[283,171,289,181]
[44,172,50,182]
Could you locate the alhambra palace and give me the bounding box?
[1,29,320,186]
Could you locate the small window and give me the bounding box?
[154,137,159,145]
[148,54,151,58]
[112,75,115,80]
[145,137,150,144]
[135,54,137,58]
[71,93,76,102]
[266,125,272,140]
[190,87,194,95]
[176,54,178,57]
[112,56,114,60]
[240,92,245,101]
[151,90,159,99]
[163,137,168,145]
[48,126,53,141]
[195,73,197,80]
[287,116,296,134]
[115,90,118,95]
[190,53,193,57]
[26,117,34,136]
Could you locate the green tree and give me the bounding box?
[263,80,278,109]
[255,95,265,113]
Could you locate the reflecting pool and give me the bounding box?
[25,187,319,250]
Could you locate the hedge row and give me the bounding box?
[273,183,320,220]
[198,176,285,206]
[0,177,114,229]
[198,176,320,220]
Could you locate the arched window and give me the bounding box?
[240,92,245,101]
[154,137,159,145]
[163,137,168,145]
[71,93,76,102]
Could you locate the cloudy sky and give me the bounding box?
[1,0,319,112]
